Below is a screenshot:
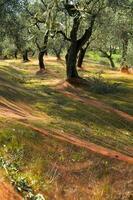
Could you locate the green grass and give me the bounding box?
[85,51,121,69]
[0,57,133,200]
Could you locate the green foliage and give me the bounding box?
[127,41,133,65]
[0,154,45,200]
[88,51,101,62]
[88,73,121,94]
[99,60,110,66]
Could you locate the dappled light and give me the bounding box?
[0,0,133,199]
[0,57,133,199]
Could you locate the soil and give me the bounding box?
[0,181,22,200]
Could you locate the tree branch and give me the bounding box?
[35,38,41,50]
[77,14,96,51]
[56,30,71,41]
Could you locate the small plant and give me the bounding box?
[99,60,109,66]
[34,194,45,200]
[91,179,115,200]
[12,75,26,84]
[0,155,45,200]
[88,73,121,94]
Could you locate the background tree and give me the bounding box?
[90,8,118,69]
[24,0,59,72]
[109,0,133,67]
[48,35,65,60]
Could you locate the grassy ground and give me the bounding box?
[0,57,133,200]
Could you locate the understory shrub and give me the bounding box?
[88,73,121,94]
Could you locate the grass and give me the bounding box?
[0,57,133,200]
[86,50,121,67]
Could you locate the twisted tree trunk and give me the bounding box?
[100,49,116,69]
[64,3,96,80]
[66,43,79,79]
[35,30,49,73]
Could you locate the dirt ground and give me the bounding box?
[0,181,22,200]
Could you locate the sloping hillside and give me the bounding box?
[0,58,133,200]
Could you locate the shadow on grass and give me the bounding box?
[0,64,133,156]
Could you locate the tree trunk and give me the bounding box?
[23,50,29,62]
[45,50,48,56]
[38,51,45,71]
[57,55,61,60]
[63,4,96,80]
[66,43,79,80]
[65,15,95,80]
[32,50,35,57]
[55,51,61,60]
[14,50,17,59]
[53,48,61,60]
[77,48,86,68]
[35,31,49,73]
[77,41,90,68]
[3,55,8,59]
[99,49,115,69]
[121,32,128,66]
[56,54,61,60]
[108,56,115,69]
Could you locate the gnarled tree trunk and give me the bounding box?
[65,11,96,80]
[100,49,116,69]
[59,3,96,81]
[35,30,49,73]
[66,43,79,79]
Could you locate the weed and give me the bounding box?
[88,73,121,94]
[0,155,45,200]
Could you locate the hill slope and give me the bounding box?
[0,58,133,200]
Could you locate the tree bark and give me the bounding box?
[107,56,115,69]
[121,32,128,66]
[77,42,90,68]
[65,6,80,80]
[53,48,61,60]
[31,50,35,57]
[56,54,61,60]
[23,50,29,62]
[77,48,85,68]
[14,50,17,59]
[38,51,45,70]
[108,56,115,69]
[66,43,79,79]
[3,55,8,59]
[63,3,96,80]
[66,16,96,79]
[45,50,48,56]
[99,49,115,69]
[35,30,49,72]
